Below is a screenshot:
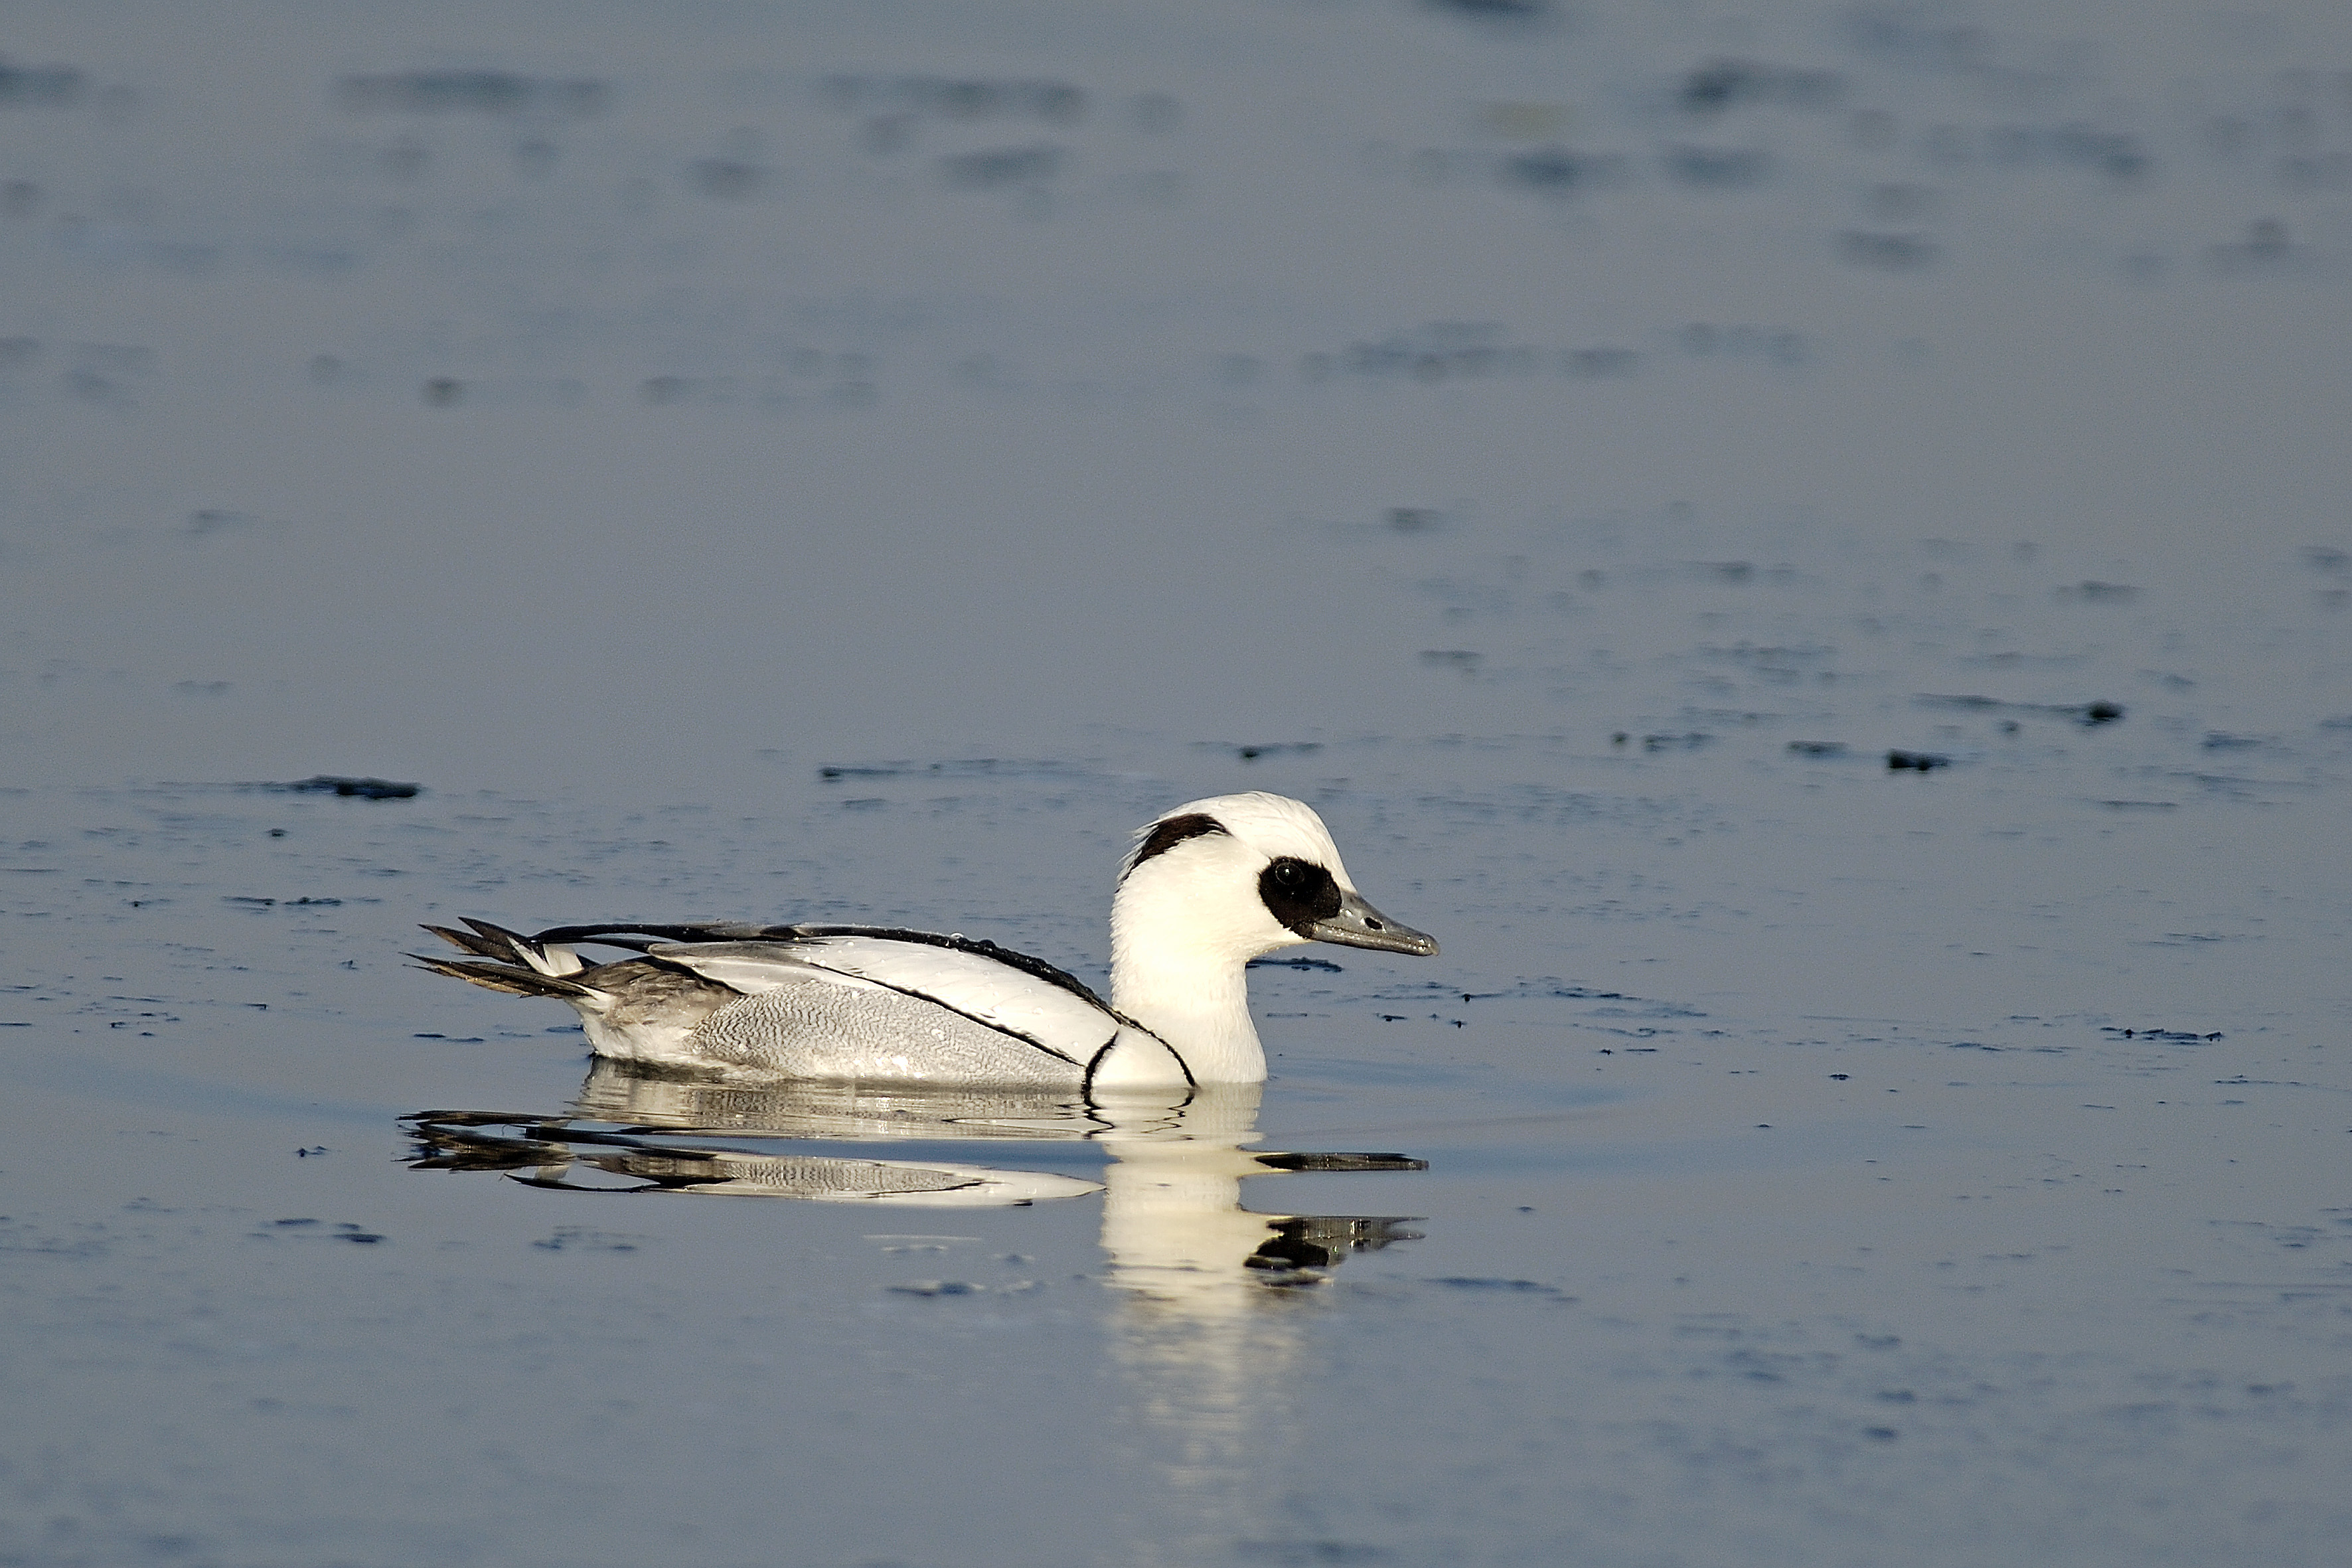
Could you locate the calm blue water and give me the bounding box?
[4,4,2349,1564]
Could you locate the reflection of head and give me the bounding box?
[1087,1082,1405,1535]
[1093,1083,1282,1315]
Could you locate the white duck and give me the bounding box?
[417,792,1438,1091]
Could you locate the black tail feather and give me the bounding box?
[530,921,772,948]
[459,917,540,965]
[422,923,509,960]
[411,952,598,1002]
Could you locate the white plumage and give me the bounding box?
[417,792,1438,1089]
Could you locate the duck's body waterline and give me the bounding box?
[418,793,1439,1089]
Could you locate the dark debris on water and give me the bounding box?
[334,71,611,119]
[258,775,423,799]
[0,56,87,108]
[1678,58,1845,116]
[1427,1275,1575,1301]
[817,758,1082,781]
[258,1218,384,1243]
[1916,695,2123,726]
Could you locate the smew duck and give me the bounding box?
[417,792,1438,1091]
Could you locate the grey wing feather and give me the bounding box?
[689,986,1088,1085]
[430,923,1164,1087]
[650,936,1127,1063]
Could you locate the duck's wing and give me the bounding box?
[531,925,1126,1066]
[666,939,1121,1066]
[522,923,1188,1084]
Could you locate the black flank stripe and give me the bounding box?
[1082,1032,1196,1093]
[838,971,1085,1065]
[1084,1035,1121,1082]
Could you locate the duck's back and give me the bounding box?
[548,925,1184,1087]
[420,920,1192,1087]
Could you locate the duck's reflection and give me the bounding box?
[406,1063,1421,1547]
[404,1062,1423,1284]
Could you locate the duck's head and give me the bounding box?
[1111,792,1439,969]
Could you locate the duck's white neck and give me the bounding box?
[1111,941,1266,1083]
[1109,870,1283,1084]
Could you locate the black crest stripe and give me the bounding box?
[1125,813,1228,878]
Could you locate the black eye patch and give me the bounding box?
[1125,813,1228,878]
[1257,856,1342,935]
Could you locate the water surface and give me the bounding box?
[3,3,2349,1565]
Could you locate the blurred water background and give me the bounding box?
[3,3,2349,1565]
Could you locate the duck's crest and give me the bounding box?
[1125,793,1356,890]
[1124,813,1229,878]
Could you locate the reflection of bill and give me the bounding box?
[1089,1085,1421,1303]
[404,1063,1423,1284]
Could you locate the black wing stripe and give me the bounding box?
[531,922,1116,1010]
[796,966,1085,1066]
[534,921,767,947]
[777,925,1113,1009]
